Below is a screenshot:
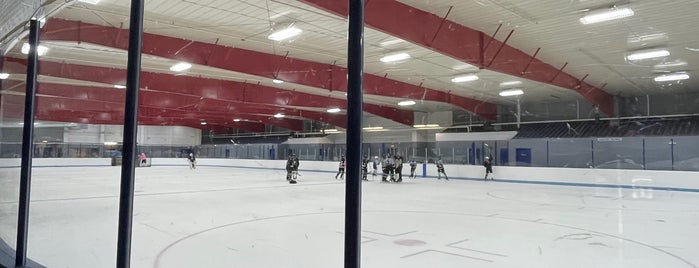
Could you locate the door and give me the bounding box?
[515,148,532,166]
[499,148,509,165]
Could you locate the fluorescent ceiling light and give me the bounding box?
[397,100,416,106]
[451,74,479,83]
[0,73,9,79]
[380,52,411,63]
[626,49,670,61]
[500,81,522,87]
[379,39,406,47]
[580,8,634,25]
[654,73,690,82]
[654,60,687,69]
[272,79,284,84]
[21,43,48,56]
[324,129,341,133]
[499,89,524,97]
[413,124,440,128]
[169,62,192,72]
[113,84,126,89]
[104,141,117,145]
[42,140,48,143]
[362,127,384,130]
[78,0,100,4]
[200,122,207,125]
[233,118,242,122]
[274,113,285,118]
[268,27,302,41]
[326,108,341,113]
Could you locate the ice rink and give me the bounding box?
[1,161,698,268]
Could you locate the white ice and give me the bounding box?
[1,163,698,268]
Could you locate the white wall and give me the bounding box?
[4,158,696,191]
[63,125,201,145]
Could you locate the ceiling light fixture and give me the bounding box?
[272,79,284,84]
[397,100,416,106]
[78,0,100,4]
[0,73,9,79]
[104,141,118,145]
[654,60,688,69]
[326,108,341,113]
[169,62,192,72]
[380,52,411,63]
[113,84,126,89]
[626,49,670,61]
[362,126,385,131]
[499,89,524,97]
[580,7,634,25]
[379,39,406,47]
[451,74,479,83]
[324,129,341,133]
[274,113,285,118]
[21,43,48,56]
[200,121,207,125]
[499,81,522,87]
[268,26,303,41]
[413,124,440,128]
[233,118,242,122]
[654,72,690,82]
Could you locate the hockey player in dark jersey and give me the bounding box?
[436,156,448,180]
[361,156,369,181]
[286,154,300,183]
[382,154,396,182]
[409,160,417,178]
[394,153,404,182]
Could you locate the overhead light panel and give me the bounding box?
[21,43,48,56]
[0,73,9,79]
[113,84,126,89]
[104,141,118,145]
[170,62,192,72]
[233,118,242,122]
[654,73,690,82]
[268,26,303,41]
[654,60,687,69]
[580,7,634,25]
[200,121,207,125]
[413,124,440,128]
[397,100,416,106]
[78,0,100,4]
[272,79,284,84]
[499,89,524,97]
[379,39,406,47]
[362,126,385,131]
[380,52,411,63]
[274,113,285,118]
[499,81,522,87]
[626,49,670,61]
[451,74,479,83]
[324,129,341,133]
[326,108,341,113]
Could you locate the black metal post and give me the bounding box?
[345,0,364,267]
[116,0,144,267]
[15,18,40,268]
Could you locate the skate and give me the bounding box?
[289,180,297,184]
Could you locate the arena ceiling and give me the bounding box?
[1,0,698,133]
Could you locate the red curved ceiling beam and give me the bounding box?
[39,18,497,120]
[298,0,614,116]
[2,57,413,127]
[1,84,305,131]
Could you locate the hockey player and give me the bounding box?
[335,156,346,179]
[372,156,380,177]
[436,156,448,180]
[483,155,494,180]
[187,153,196,169]
[381,154,396,182]
[409,160,417,178]
[361,156,369,181]
[394,153,404,182]
[286,154,300,183]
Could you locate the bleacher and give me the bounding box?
[513,117,699,138]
